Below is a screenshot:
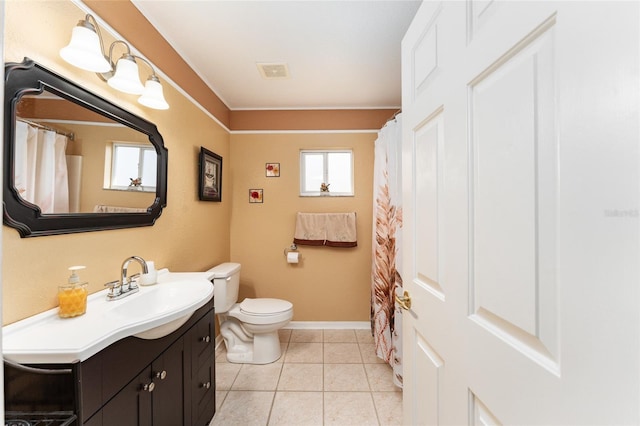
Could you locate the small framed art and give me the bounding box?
[266,163,280,177]
[249,189,263,203]
[199,147,222,202]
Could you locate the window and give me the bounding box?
[108,143,157,192]
[300,149,354,196]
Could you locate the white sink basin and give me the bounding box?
[3,270,214,363]
[109,277,211,339]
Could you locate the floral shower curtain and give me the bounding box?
[14,120,70,213]
[371,113,403,387]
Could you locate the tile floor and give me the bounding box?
[210,329,403,426]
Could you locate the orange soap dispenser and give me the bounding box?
[58,266,88,318]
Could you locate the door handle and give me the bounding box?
[395,290,412,310]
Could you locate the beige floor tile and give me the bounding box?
[324,364,370,391]
[284,342,323,363]
[355,329,375,344]
[213,329,404,426]
[324,342,363,363]
[215,346,229,363]
[324,392,378,426]
[372,391,404,426]
[278,328,292,343]
[210,391,274,426]
[232,363,283,391]
[215,362,242,390]
[323,329,357,343]
[217,343,287,364]
[359,343,386,364]
[365,363,400,392]
[215,390,227,411]
[268,391,324,425]
[274,342,288,363]
[277,363,323,391]
[290,329,323,342]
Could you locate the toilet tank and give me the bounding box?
[206,262,241,313]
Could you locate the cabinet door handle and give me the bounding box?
[141,382,155,393]
[199,336,211,343]
[200,381,211,389]
[155,370,167,380]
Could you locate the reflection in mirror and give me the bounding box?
[16,92,156,214]
[4,59,168,237]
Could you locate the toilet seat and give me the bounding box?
[240,298,292,315]
[228,298,293,325]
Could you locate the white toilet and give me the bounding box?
[207,262,293,364]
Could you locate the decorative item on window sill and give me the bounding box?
[320,183,330,192]
[60,14,169,110]
[129,177,142,187]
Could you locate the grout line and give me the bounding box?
[321,352,325,425]
[370,390,382,426]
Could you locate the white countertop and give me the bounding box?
[3,270,214,364]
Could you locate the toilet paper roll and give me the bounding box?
[287,252,299,264]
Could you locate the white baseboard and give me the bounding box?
[284,321,370,330]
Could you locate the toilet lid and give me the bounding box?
[240,298,292,315]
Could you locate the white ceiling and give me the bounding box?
[131,0,422,110]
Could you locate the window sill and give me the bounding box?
[300,193,354,197]
[103,186,156,193]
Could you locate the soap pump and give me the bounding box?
[68,265,84,284]
[58,265,89,318]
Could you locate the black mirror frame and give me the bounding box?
[3,58,168,237]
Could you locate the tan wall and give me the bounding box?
[3,1,231,324]
[229,133,375,321]
[3,0,378,325]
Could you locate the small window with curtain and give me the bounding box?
[300,149,354,196]
[106,142,157,192]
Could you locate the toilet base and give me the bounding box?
[220,316,284,364]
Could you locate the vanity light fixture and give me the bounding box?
[60,14,169,110]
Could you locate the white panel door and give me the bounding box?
[401,1,639,424]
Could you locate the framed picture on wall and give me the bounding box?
[266,163,280,177]
[199,147,222,202]
[249,189,263,203]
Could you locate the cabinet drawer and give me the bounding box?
[190,311,214,376]
[191,360,214,423]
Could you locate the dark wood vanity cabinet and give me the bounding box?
[91,337,186,426]
[5,298,216,426]
[188,311,216,425]
[84,299,216,426]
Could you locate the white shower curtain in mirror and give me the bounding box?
[14,121,70,213]
[371,113,403,387]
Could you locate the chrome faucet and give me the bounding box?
[105,256,148,301]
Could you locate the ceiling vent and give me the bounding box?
[257,63,290,79]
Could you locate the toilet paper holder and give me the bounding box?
[283,243,298,257]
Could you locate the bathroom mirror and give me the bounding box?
[3,58,168,237]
